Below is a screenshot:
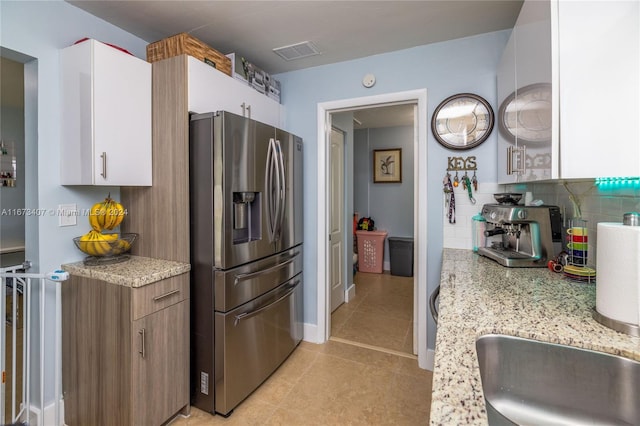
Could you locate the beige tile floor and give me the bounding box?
[170,272,432,426]
[331,271,414,354]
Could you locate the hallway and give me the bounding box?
[331,271,415,356]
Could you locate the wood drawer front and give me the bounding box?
[132,273,189,320]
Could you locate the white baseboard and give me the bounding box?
[345,283,356,302]
[303,322,324,344]
[30,398,65,426]
[419,348,435,371]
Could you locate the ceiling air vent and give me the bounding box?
[273,41,321,61]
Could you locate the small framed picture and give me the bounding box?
[373,149,402,183]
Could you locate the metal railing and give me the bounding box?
[0,264,68,426]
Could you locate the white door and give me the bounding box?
[329,128,345,313]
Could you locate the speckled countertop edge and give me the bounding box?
[430,248,640,425]
[61,256,191,288]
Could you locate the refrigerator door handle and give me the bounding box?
[265,138,276,242]
[275,139,286,240]
[233,279,301,325]
[233,252,300,285]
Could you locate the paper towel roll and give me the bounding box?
[596,222,640,326]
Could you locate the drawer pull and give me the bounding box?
[153,289,180,302]
[139,328,146,359]
[234,280,300,325]
[234,252,300,285]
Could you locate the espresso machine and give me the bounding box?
[477,202,563,267]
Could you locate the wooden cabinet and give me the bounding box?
[188,56,282,126]
[61,273,189,425]
[60,39,152,186]
[497,0,639,183]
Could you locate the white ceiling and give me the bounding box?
[66,0,523,128]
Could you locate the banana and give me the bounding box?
[88,204,104,232]
[77,230,113,256]
[110,201,126,229]
[91,231,112,256]
[78,231,95,254]
[88,194,127,231]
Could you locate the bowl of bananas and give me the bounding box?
[73,231,137,265]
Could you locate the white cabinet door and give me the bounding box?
[187,57,281,127]
[557,0,639,179]
[61,39,152,186]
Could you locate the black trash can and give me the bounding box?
[388,237,414,277]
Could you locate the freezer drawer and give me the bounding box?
[214,245,302,312]
[213,274,303,416]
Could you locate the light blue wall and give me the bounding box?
[1,0,149,406]
[354,126,414,266]
[276,29,510,349]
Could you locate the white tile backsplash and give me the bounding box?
[442,182,503,250]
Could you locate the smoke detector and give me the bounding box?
[273,41,321,61]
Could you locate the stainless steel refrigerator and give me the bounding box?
[189,111,303,416]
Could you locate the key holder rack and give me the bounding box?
[447,156,477,173]
[444,156,479,203]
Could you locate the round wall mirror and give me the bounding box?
[431,93,494,150]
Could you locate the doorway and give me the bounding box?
[1,46,38,424]
[316,89,431,369]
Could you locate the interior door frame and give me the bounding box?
[316,89,430,369]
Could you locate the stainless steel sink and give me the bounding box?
[475,334,640,425]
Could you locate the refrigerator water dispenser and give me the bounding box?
[233,192,261,243]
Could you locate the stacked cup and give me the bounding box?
[567,226,588,265]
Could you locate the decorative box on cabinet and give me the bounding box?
[60,38,152,186]
[497,0,639,183]
[187,56,282,127]
[61,270,190,425]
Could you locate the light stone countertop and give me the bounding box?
[62,255,190,288]
[430,248,640,425]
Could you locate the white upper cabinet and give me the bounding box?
[497,0,639,183]
[187,56,282,127]
[61,39,152,186]
[557,0,639,179]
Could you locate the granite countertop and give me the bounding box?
[430,248,640,425]
[62,256,191,288]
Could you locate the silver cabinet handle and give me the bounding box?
[240,102,252,118]
[100,152,107,179]
[152,289,180,302]
[139,328,146,358]
[507,146,526,176]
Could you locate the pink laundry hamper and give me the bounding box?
[356,230,388,273]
